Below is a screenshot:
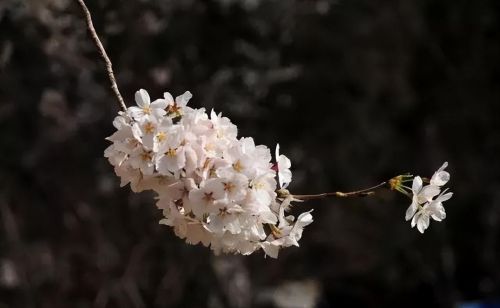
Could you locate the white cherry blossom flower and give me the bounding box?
[132,118,158,149]
[411,190,452,233]
[405,163,453,233]
[128,146,156,176]
[405,176,440,221]
[261,210,313,258]
[161,91,192,117]
[188,178,227,218]
[249,173,277,209]
[128,89,167,121]
[220,173,248,202]
[155,126,186,176]
[205,204,243,235]
[210,109,238,142]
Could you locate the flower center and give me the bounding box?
[253,182,265,190]
[223,182,235,192]
[167,103,181,116]
[166,148,177,157]
[144,121,155,134]
[232,160,243,173]
[203,192,214,203]
[140,151,153,161]
[156,131,167,142]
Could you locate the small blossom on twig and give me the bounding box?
[401,162,453,233]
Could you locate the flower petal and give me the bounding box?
[430,162,450,186]
[417,214,429,233]
[135,89,150,107]
[163,92,175,105]
[412,176,423,194]
[151,98,168,110]
[419,185,440,203]
[405,203,417,221]
[176,91,193,107]
[436,190,453,203]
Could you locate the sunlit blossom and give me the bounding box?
[105,89,308,257]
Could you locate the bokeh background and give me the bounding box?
[1,0,499,307]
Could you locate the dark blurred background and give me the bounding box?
[1,0,499,307]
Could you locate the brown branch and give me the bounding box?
[76,0,127,112]
[292,181,388,201]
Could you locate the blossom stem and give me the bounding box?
[76,0,127,112]
[292,181,388,201]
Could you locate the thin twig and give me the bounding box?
[76,0,127,111]
[293,181,388,201]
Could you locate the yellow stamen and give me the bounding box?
[389,176,403,191]
[156,131,167,142]
[232,160,243,173]
[270,224,282,238]
[253,182,265,190]
[140,151,153,161]
[167,103,182,116]
[144,121,155,134]
[209,167,217,178]
[166,148,176,157]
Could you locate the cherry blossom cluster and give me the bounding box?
[403,162,453,233]
[104,89,312,258]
